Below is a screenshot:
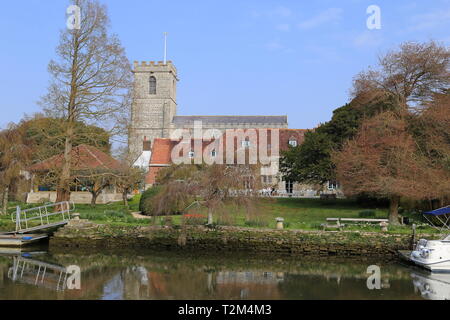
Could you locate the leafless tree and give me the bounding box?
[39,0,132,203]
[352,41,449,110]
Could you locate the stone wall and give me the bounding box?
[50,222,431,257]
[26,192,122,204]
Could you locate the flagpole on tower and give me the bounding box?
[163,32,168,64]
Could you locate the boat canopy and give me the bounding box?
[424,206,450,216]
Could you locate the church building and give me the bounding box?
[129,60,341,197]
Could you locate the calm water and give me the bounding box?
[0,248,445,300]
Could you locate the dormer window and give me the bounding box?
[149,76,156,95]
[288,139,297,147]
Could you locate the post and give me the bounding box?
[276,217,284,230]
[15,206,21,232]
[411,224,417,250]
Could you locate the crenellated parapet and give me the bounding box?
[133,60,177,75]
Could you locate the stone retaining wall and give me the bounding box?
[50,221,433,257]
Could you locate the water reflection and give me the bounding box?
[0,250,443,300]
[411,272,450,300]
[8,255,76,291]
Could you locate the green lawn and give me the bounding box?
[0,196,435,234]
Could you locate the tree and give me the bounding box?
[333,111,434,224]
[280,92,399,185]
[114,164,145,209]
[20,115,111,163]
[39,0,132,203]
[353,41,450,109]
[0,125,32,214]
[409,93,450,206]
[146,163,261,225]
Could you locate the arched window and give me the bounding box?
[149,76,156,95]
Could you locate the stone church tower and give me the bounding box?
[129,61,178,159]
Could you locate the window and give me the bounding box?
[211,150,217,157]
[288,139,297,147]
[242,140,251,148]
[149,76,156,95]
[285,180,293,194]
[328,180,339,190]
[262,175,273,184]
[188,151,194,158]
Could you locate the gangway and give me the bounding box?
[2,201,75,235]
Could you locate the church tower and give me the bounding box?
[129,60,178,159]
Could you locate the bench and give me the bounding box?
[321,218,346,231]
[321,218,389,231]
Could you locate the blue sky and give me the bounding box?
[1,0,449,130]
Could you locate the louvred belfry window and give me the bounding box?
[149,76,156,94]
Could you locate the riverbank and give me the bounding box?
[49,220,438,257]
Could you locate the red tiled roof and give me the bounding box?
[29,144,122,172]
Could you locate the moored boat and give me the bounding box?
[409,206,450,272]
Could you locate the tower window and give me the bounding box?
[149,76,157,95]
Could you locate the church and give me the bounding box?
[129,60,289,158]
[129,60,341,197]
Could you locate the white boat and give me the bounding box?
[410,206,450,272]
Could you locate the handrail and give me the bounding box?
[10,201,75,232]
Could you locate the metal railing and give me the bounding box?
[11,201,75,232]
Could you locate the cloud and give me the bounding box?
[251,6,292,19]
[272,6,292,18]
[275,23,290,32]
[353,31,383,48]
[409,9,450,31]
[265,40,284,51]
[298,8,343,30]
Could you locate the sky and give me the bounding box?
[0,0,449,130]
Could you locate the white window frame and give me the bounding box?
[288,140,297,147]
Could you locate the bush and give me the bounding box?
[139,186,161,215]
[358,210,376,218]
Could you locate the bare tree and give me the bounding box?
[352,41,450,110]
[39,0,132,203]
[0,125,31,214]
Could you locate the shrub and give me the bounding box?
[358,210,376,218]
[139,186,161,215]
[183,213,207,225]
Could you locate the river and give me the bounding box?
[0,247,444,300]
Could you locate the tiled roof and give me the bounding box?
[173,115,288,125]
[28,144,122,172]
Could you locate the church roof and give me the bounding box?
[172,115,288,125]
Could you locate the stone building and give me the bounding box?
[129,61,288,160]
[129,60,342,197]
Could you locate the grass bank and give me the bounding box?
[0,197,436,234]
